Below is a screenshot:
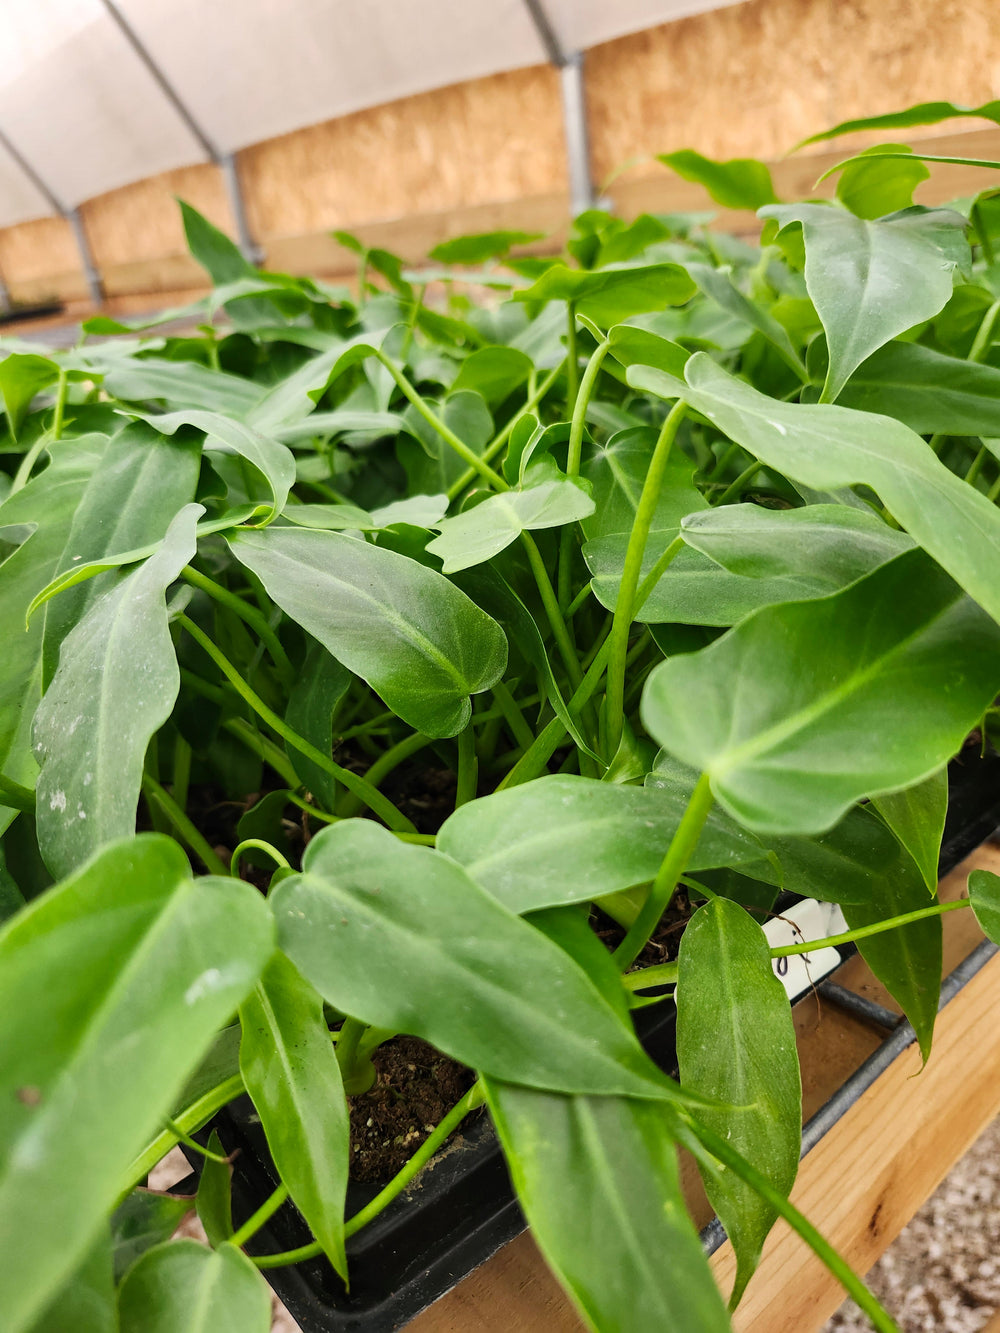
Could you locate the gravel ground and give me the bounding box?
[824,1116,1000,1333]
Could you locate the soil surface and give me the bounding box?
[346,1036,476,1183]
[593,886,694,969]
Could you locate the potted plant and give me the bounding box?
[3,98,1000,1333]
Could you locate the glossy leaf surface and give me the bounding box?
[836,341,1000,435]
[195,1131,233,1249]
[872,767,948,893]
[677,897,800,1304]
[438,774,765,913]
[657,149,778,210]
[33,506,199,877]
[760,203,967,401]
[117,1240,271,1333]
[272,820,684,1101]
[485,1082,730,1333]
[239,952,349,1279]
[0,835,274,1333]
[968,869,1000,944]
[229,525,507,737]
[0,355,60,440]
[630,354,1000,627]
[427,475,594,573]
[641,550,1000,835]
[513,262,696,325]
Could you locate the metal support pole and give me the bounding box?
[521,0,595,215]
[67,209,104,306]
[559,53,596,217]
[221,155,262,265]
[99,0,259,264]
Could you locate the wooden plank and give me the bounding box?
[413,844,1000,1331]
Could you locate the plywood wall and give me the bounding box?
[2,0,999,312]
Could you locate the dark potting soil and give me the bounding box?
[593,886,694,970]
[346,1037,477,1184]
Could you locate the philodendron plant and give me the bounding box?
[5,98,1000,1333]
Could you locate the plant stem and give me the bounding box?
[565,301,579,410]
[142,773,228,875]
[374,350,508,491]
[455,722,478,806]
[161,1116,232,1165]
[520,532,584,690]
[176,615,415,833]
[446,359,565,500]
[558,335,610,609]
[181,566,294,682]
[604,399,687,756]
[253,1083,485,1269]
[681,1114,900,1332]
[51,367,67,441]
[770,897,969,956]
[335,731,431,818]
[712,459,762,506]
[222,718,303,789]
[230,838,291,880]
[230,1183,291,1249]
[10,432,52,493]
[964,443,990,487]
[491,679,536,752]
[613,772,714,971]
[624,962,678,991]
[0,773,35,812]
[969,297,1000,363]
[123,1073,245,1197]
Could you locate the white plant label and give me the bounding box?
[763,898,848,1003]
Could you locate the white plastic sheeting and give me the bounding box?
[0,0,742,229]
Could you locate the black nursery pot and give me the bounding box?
[200,748,1000,1333]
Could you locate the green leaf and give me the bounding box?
[513,262,696,326]
[483,1082,730,1332]
[438,774,765,913]
[180,201,256,284]
[32,505,200,877]
[228,526,507,738]
[606,325,691,377]
[111,1191,193,1282]
[426,475,594,573]
[0,355,60,441]
[665,502,914,624]
[759,203,968,401]
[0,834,274,1333]
[684,262,806,377]
[133,409,295,525]
[195,1131,233,1249]
[246,331,396,435]
[26,1228,115,1333]
[678,897,800,1306]
[871,767,948,893]
[450,346,533,407]
[283,640,351,807]
[842,849,941,1062]
[239,952,350,1280]
[275,408,404,442]
[834,144,930,219]
[117,1240,271,1333]
[968,869,1000,943]
[629,354,1000,627]
[657,149,778,211]
[272,819,686,1102]
[0,437,107,792]
[40,421,201,686]
[796,99,1000,148]
[835,341,1000,436]
[428,230,545,264]
[103,359,263,415]
[640,549,1000,836]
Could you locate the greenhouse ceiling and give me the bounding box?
[0,0,744,230]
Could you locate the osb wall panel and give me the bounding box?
[79,163,234,287]
[587,0,1000,183]
[239,64,566,242]
[0,215,88,305]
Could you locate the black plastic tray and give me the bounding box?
[200,748,1000,1332]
